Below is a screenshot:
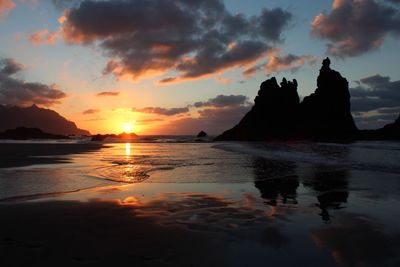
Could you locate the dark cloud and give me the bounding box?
[351,74,400,112]
[360,74,391,87]
[350,74,400,128]
[0,57,66,107]
[194,95,249,108]
[96,91,119,97]
[61,0,292,82]
[133,107,189,116]
[160,105,251,135]
[311,0,400,57]
[82,108,100,115]
[0,58,24,75]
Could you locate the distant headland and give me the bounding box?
[0,104,89,136]
[215,58,399,141]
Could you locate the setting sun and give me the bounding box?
[122,122,134,133]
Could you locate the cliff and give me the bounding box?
[0,105,90,136]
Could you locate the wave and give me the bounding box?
[214,141,400,174]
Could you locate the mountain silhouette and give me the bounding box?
[0,104,89,136]
[215,58,359,141]
[0,127,68,140]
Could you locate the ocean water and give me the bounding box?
[1,139,400,266]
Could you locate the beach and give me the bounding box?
[1,140,400,266]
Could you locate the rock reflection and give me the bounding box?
[252,157,299,206]
[303,168,349,221]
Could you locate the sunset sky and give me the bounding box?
[0,0,399,135]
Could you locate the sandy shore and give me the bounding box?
[0,143,106,168]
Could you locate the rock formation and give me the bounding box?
[91,132,138,141]
[215,58,358,141]
[196,131,208,138]
[359,113,400,140]
[0,104,90,136]
[300,58,358,139]
[215,77,300,141]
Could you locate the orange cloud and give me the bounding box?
[0,0,15,17]
[29,29,59,45]
[96,91,120,97]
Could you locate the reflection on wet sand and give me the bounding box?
[303,168,349,221]
[252,158,299,206]
[311,213,400,267]
[1,142,400,266]
[251,146,351,222]
[0,192,292,266]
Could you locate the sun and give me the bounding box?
[122,122,134,133]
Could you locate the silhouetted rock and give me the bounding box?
[196,131,208,138]
[215,58,358,141]
[0,127,69,140]
[91,132,138,141]
[300,57,358,139]
[359,113,400,140]
[215,77,300,141]
[0,105,90,136]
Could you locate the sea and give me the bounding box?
[1,137,400,266]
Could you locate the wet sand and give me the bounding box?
[1,177,400,267]
[0,143,106,168]
[1,142,400,266]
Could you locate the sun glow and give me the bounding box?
[122,122,134,133]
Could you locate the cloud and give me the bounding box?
[61,0,292,82]
[0,58,24,75]
[351,74,400,112]
[153,94,251,134]
[0,0,15,18]
[82,108,100,115]
[96,91,119,97]
[350,74,400,128]
[133,107,189,116]
[194,95,249,108]
[311,0,400,57]
[159,105,251,135]
[265,54,317,74]
[243,53,317,77]
[52,0,83,10]
[0,57,66,107]
[29,29,59,45]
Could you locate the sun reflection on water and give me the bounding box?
[125,143,131,159]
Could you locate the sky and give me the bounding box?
[0,0,399,135]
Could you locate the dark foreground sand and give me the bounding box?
[1,188,273,267]
[0,143,105,168]
[0,198,229,266]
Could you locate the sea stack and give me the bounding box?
[196,131,208,138]
[215,58,358,141]
[300,57,358,139]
